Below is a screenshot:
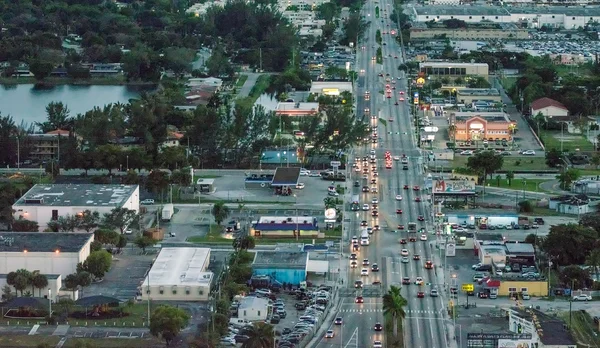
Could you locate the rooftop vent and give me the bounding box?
[24,198,43,204]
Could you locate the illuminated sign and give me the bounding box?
[433,180,475,194]
[416,77,426,88]
[413,92,419,105]
[322,88,340,96]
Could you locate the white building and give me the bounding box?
[238,296,271,322]
[13,184,140,231]
[411,6,511,24]
[186,1,224,16]
[0,233,94,278]
[310,81,353,95]
[142,248,213,302]
[530,97,569,120]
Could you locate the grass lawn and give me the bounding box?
[486,178,549,192]
[558,310,600,347]
[0,335,61,347]
[540,130,594,152]
[248,74,271,100]
[63,337,165,348]
[65,303,148,327]
[500,76,518,91]
[235,74,248,87]
[449,156,550,171]
[187,224,231,244]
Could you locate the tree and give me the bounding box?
[9,269,32,296]
[36,102,71,133]
[585,249,600,281]
[580,213,600,235]
[557,168,580,190]
[541,224,597,265]
[559,265,593,290]
[116,235,128,253]
[29,59,54,81]
[2,284,14,302]
[94,228,119,245]
[170,169,192,186]
[56,298,75,320]
[149,305,190,346]
[31,272,48,297]
[545,148,562,168]
[505,171,514,186]
[56,214,80,232]
[162,47,195,76]
[95,144,123,174]
[242,322,275,348]
[211,202,230,225]
[102,208,137,234]
[233,236,255,251]
[12,217,39,232]
[382,285,407,337]
[79,210,100,232]
[134,235,157,253]
[466,151,504,180]
[80,250,112,280]
[146,170,170,198]
[205,45,233,78]
[76,271,92,297]
[64,274,79,298]
[524,233,537,245]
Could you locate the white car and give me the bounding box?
[460,150,474,156]
[472,263,483,270]
[300,170,310,176]
[573,294,592,301]
[415,277,423,285]
[363,204,370,211]
[401,257,409,263]
[361,268,369,276]
[370,149,376,155]
[140,199,155,205]
[522,150,536,155]
[374,341,383,348]
[420,234,427,241]
[401,249,409,256]
[325,330,335,338]
[395,195,402,201]
[393,156,400,161]
[372,198,379,204]
[296,183,305,189]
[351,236,358,244]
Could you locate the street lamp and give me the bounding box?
[48,289,52,317]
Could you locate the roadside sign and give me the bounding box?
[461,284,474,292]
[325,241,334,247]
[330,161,341,167]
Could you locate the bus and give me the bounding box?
[407,222,417,232]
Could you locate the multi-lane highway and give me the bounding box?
[315,0,448,347]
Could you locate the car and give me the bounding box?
[430,289,439,297]
[473,273,485,282]
[374,323,383,331]
[374,340,383,348]
[393,156,400,161]
[409,236,417,242]
[415,197,422,202]
[360,220,368,227]
[355,296,364,303]
[401,256,409,263]
[403,165,408,170]
[425,261,433,269]
[388,117,393,122]
[395,195,403,200]
[521,150,536,155]
[372,198,379,204]
[334,317,343,325]
[460,150,474,156]
[478,292,489,299]
[401,249,409,256]
[420,234,427,241]
[413,186,420,191]
[396,209,403,214]
[371,210,379,217]
[415,277,423,285]
[394,101,399,105]
[362,204,369,211]
[403,185,409,189]
[371,264,380,272]
[399,238,407,244]
[362,259,370,266]
[418,215,425,221]
[399,91,404,95]
[472,263,483,270]
[413,254,421,260]
[325,330,335,338]
[373,225,380,231]
[350,261,357,268]
[361,268,369,276]
[398,224,405,230]
[141,199,155,205]
[417,291,425,298]
[328,191,339,197]
[573,294,592,301]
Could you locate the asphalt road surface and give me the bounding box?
[315,1,448,347]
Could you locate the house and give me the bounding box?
[0,232,94,279]
[549,194,594,215]
[141,248,213,301]
[12,184,140,231]
[530,97,569,120]
[237,296,271,322]
[160,131,184,149]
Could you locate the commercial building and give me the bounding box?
[0,233,94,278]
[419,62,489,78]
[251,216,319,238]
[13,184,140,231]
[275,102,319,117]
[411,6,511,24]
[409,22,528,41]
[0,273,65,301]
[237,296,272,322]
[530,97,569,120]
[28,129,79,162]
[504,242,536,266]
[310,81,353,96]
[142,248,213,302]
[549,194,594,215]
[450,112,516,142]
[252,251,308,285]
[508,308,576,347]
[455,88,502,105]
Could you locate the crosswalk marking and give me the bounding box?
[339,308,443,315]
[339,308,383,313]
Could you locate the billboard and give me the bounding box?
[497,339,535,348]
[446,242,456,256]
[433,180,475,194]
[413,92,419,105]
[467,333,532,340]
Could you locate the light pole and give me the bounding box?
[16,136,20,169]
[294,194,299,241]
[126,155,129,171]
[48,289,52,317]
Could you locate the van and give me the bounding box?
[229,318,250,328]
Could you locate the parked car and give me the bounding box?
[573,294,592,301]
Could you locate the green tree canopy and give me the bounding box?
[466,150,504,180]
[150,305,190,346]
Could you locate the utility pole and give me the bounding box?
[569,279,574,328]
[259,48,263,72]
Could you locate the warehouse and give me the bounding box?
[13,184,140,231]
[141,247,213,302]
[252,251,308,286]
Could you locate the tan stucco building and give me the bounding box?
[450,112,516,141]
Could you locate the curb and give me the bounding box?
[305,287,344,348]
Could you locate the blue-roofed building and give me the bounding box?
[252,251,308,286]
[260,149,300,166]
[251,216,320,238]
[446,211,518,227]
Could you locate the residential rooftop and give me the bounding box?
[0,233,93,253]
[253,251,308,269]
[504,242,535,254]
[145,248,213,287]
[13,184,138,208]
[457,88,501,97]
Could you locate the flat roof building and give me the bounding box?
[310,81,353,96]
[252,251,309,285]
[0,232,94,278]
[251,216,320,238]
[142,247,213,301]
[13,184,140,231]
[419,61,489,78]
[456,88,502,105]
[450,112,516,142]
[275,102,319,117]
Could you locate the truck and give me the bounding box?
[351,195,360,211]
[407,222,417,232]
[161,203,174,222]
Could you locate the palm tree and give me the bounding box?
[506,171,514,186]
[31,272,48,297]
[242,322,274,348]
[382,285,407,338]
[211,201,230,225]
[448,124,456,142]
[586,249,600,281]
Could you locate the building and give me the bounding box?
[186,1,224,16]
[450,112,516,142]
[409,22,529,41]
[411,6,512,24]
[237,296,272,322]
[530,97,569,120]
[251,216,319,238]
[28,129,79,162]
[504,242,536,266]
[0,233,94,278]
[509,307,576,347]
[252,251,308,285]
[456,88,502,105]
[310,81,353,96]
[13,184,140,231]
[549,53,589,65]
[419,62,489,78]
[549,194,594,215]
[142,248,213,302]
[275,102,319,117]
[479,245,506,265]
[0,273,66,301]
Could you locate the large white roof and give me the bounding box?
[145,247,213,287]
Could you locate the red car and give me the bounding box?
[396,209,403,214]
[415,197,422,202]
[355,296,364,303]
[403,185,409,189]
[400,238,407,244]
[409,236,417,242]
[399,91,405,95]
[418,215,425,221]
[417,291,425,298]
[398,225,405,230]
[413,186,420,191]
[425,261,434,269]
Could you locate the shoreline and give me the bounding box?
[0,77,159,87]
